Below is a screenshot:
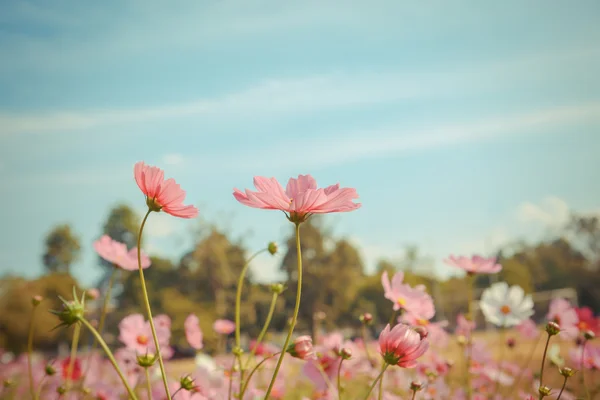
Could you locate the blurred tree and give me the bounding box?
[0,273,81,353]
[42,224,81,274]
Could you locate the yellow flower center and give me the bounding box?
[397,297,406,306]
[417,319,429,326]
[136,335,149,345]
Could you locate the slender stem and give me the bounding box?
[316,361,335,389]
[83,267,117,383]
[411,390,417,400]
[388,309,397,326]
[556,375,568,400]
[137,209,171,400]
[244,292,278,370]
[145,368,152,400]
[337,357,344,400]
[377,367,384,400]
[235,249,268,383]
[34,376,47,400]
[172,388,183,398]
[581,340,590,399]
[228,358,235,400]
[79,318,138,400]
[66,322,81,390]
[27,305,38,400]
[465,273,475,400]
[263,223,303,399]
[509,334,541,398]
[239,353,280,399]
[538,333,552,388]
[363,364,389,400]
[361,325,374,366]
[492,328,506,396]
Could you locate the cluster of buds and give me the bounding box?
[545,321,560,336]
[286,336,316,360]
[359,312,373,325]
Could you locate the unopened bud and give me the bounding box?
[82,387,92,395]
[270,283,285,294]
[340,347,352,360]
[180,375,195,391]
[50,300,84,327]
[232,347,244,356]
[583,330,595,341]
[85,288,100,301]
[359,313,373,325]
[136,353,158,368]
[559,367,575,378]
[57,385,68,395]
[410,381,423,392]
[538,385,552,397]
[32,295,43,306]
[546,321,560,336]
[413,326,429,340]
[506,337,516,348]
[268,242,278,255]
[45,364,56,376]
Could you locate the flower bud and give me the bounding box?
[268,242,278,255]
[410,381,423,392]
[136,353,158,368]
[82,387,92,395]
[546,321,560,336]
[456,335,467,346]
[232,347,244,357]
[286,336,316,360]
[538,385,552,397]
[32,295,43,307]
[51,300,84,327]
[506,337,516,348]
[85,288,100,301]
[340,347,352,360]
[583,330,595,341]
[359,313,373,325]
[3,379,14,388]
[45,364,56,376]
[180,375,196,391]
[413,326,429,340]
[559,367,575,378]
[269,283,285,294]
[57,385,68,395]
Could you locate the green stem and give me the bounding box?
[34,376,47,400]
[235,248,268,385]
[66,322,81,390]
[411,390,417,400]
[27,305,38,400]
[337,357,344,400]
[363,364,389,400]
[228,358,235,400]
[79,318,138,399]
[388,309,397,326]
[377,366,384,400]
[465,273,474,400]
[244,292,278,370]
[361,325,374,367]
[145,367,152,400]
[137,209,171,400]
[239,353,280,399]
[538,333,552,388]
[263,223,303,399]
[556,375,568,400]
[508,334,541,398]
[581,340,590,400]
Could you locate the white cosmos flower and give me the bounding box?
[479,282,534,327]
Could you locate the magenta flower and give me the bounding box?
[575,306,600,335]
[93,235,151,270]
[213,319,235,335]
[381,271,435,320]
[516,319,539,339]
[378,323,429,368]
[134,161,198,219]
[547,298,579,339]
[443,255,502,274]
[184,314,203,350]
[233,175,360,223]
[118,314,172,358]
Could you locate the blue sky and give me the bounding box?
[1,0,599,287]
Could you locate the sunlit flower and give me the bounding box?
[378,323,429,368]
[213,319,235,335]
[547,298,579,340]
[381,271,435,320]
[93,235,151,270]
[134,161,198,218]
[479,282,534,327]
[184,314,203,350]
[443,255,502,274]
[233,175,360,223]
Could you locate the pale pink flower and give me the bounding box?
[288,336,316,360]
[213,319,235,335]
[401,313,449,348]
[378,323,429,368]
[233,175,360,223]
[118,314,172,358]
[547,298,579,340]
[184,314,203,350]
[443,255,502,274]
[381,271,435,320]
[516,318,539,339]
[94,235,151,270]
[455,313,476,337]
[570,344,600,369]
[303,354,339,391]
[134,161,198,218]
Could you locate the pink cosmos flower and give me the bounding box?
[381,271,435,320]
[455,313,476,337]
[516,318,539,340]
[570,344,600,369]
[184,314,203,350]
[575,306,600,335]
[547,298,579,340]
[118,314,172,358]
[378,323,429,368]
[443,255,502,274]
[94,235,151,270]
[134,161,198,219]
[288,336,316,360]
[213,319,235,335]
[233,175,360,223]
